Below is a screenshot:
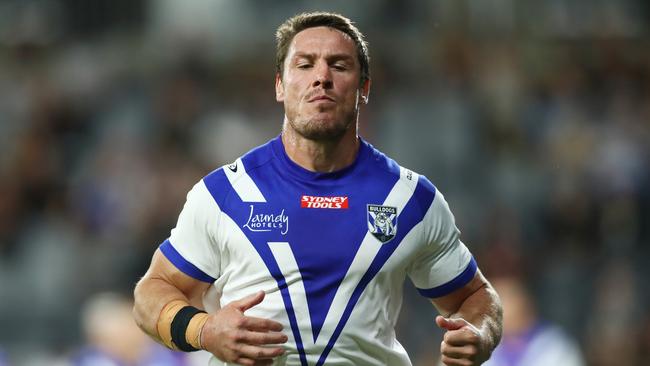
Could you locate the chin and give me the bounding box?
[297,120,350,141]
[301,127,347,141]
[287,109,357,140]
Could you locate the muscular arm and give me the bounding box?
[133,249,210,342]
[133,249,287,366]
[431,270,503,365]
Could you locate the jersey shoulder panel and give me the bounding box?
[203,139,276,207]
[408,188,476,298]
[162,139,277,283]
[366,141,439,219]
[367,143,476,298]
[365,141,402,177]
[162,179,222,282]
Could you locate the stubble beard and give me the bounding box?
[286,106,358,141]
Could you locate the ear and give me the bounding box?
[275,73,284,102]
[359,78,371,105]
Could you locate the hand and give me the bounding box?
[436,315,490,366]
[201,291,288,366]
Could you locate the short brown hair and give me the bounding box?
[275,12,370,86]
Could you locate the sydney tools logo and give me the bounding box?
[301,195,349,209]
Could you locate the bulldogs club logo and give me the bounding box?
[367,204,397,243]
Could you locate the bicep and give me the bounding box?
[429,270,489,317]
[142,248,211,305]
[133,248,212,337]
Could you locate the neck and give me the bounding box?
[281,121,360,173]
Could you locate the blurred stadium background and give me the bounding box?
[0,0,649,365]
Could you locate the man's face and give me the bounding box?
[276,26,370,141]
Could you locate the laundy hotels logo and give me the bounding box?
[301,195,349,209]
[243,205,289,235]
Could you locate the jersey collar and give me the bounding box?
[270,134,370,183]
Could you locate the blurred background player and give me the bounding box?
[71,292,211,366]
[482,276,585,366]
[0,349,7,366]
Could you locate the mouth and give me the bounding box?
[308,95,335,103]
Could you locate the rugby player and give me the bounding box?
[133,11,502,366]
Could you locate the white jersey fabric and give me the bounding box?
[161,136,477,366]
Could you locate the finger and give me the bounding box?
[233,358,274,366]
[443,328,480,347]
[240,330,288,345]
[241,315,285,332]
[234,358,255,366]
[252,360,274,366]
[440,354,472,366]
[441,341,478,360]
[231,291,266,312]
[235,344,285,359]
[436,315,468,331]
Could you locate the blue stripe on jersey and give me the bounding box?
[203,168,231,209]
[416,256,478,298]
[315,175,436,366]
[159,239,216,283]
[413,174,437,211]
[203,166,310,366]
[258,138,399,343]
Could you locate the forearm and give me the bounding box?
[132,250,208,343]
[133,275,192,342]
[448,283,503,353]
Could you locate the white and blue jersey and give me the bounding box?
[160,135,477,366]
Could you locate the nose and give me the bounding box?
[312,62,333,89]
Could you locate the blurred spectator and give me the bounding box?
[483,276,585,366]
[584,260,642,366]
[71,292,190,366]
[0,349,7,366]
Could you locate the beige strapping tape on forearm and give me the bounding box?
[186,312,210,349]
[156,300,187,350]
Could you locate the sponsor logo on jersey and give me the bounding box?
[244,205,289,235]
[300,195,349,209]
[367,204,397,243]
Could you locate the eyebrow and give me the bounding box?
[292,52,355,63]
